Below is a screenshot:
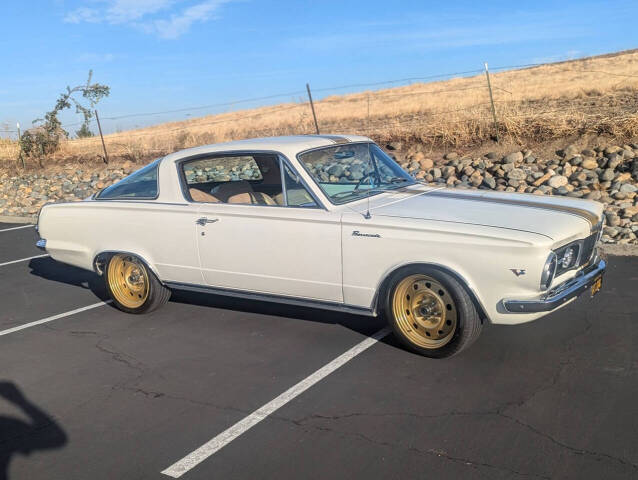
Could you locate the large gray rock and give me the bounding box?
[601,168,616,181]
[482,176,496,189]
[506,168,527,181]
[548,175,568,189]
[503,152,524,164]
[607,153,622,169]
[581,158,598,170]
[327,164,344,177]
[619,183,637,193]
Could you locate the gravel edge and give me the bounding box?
[0,215,36,224]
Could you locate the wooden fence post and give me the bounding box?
[484,62,500,143]
[306,83,320,134]
[16,122,25,168]
[95,110,109,164]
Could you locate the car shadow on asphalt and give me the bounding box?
[27,257,110,302]
[169,289,399,345]
[0,382,67,480]
[26,256,410,351]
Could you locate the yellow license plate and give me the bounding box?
[591,276,603,296]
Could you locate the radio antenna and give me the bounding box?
[364,142,373,219]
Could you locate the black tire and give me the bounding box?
[104,253,171,314]
[382,265,482,358]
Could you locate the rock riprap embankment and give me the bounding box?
[388,143,637,245]
[1,143,636,244]
[0,164,133,217]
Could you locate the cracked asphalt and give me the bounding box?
[0,222,637,479]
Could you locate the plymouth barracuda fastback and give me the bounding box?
[36,135,606,357]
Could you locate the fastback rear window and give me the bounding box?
[97,160,160,200]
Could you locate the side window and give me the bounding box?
[283,163,317,207]
[183,154,282,206]
[97,160,159,200]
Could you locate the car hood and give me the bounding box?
[357,186,603,242]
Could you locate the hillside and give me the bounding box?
[2,49,638,171]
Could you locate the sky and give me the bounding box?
[1,0,638,136]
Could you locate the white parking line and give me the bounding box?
[0,254,50,268]
[0,224,34,232]
[0,301,111,337]
[161,326,391,478]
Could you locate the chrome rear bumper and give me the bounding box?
[503,259,606,313]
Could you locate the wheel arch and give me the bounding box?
[93,250,162,281]
[373,262,489,323]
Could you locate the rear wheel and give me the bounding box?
[383,266,482,358]
[105,253,170,314]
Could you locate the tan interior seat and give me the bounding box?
[211,180,254,202]
[189,188,220,203]
[228,191,277,206]
[190,181,277,206]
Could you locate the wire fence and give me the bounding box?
[2,58,638,165]
[0,61,543,138]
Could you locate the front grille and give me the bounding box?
[579,230,600,267]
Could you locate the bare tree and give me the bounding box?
[19,70,110,167]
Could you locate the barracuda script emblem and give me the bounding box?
[510,269,526,277]
[352,231,381,238]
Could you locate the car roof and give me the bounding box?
[162,134,372,163]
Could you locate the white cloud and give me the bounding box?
[64,0,232,38]
[64,6,102,23]
[106,0,175,23]
[141,1,230,39]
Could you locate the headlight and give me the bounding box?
[541,252,557,290]
[555,241,581,275]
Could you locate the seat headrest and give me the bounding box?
[211,180,254,202]
[190,188,220,203]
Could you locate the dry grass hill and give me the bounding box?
[2,49,638,172]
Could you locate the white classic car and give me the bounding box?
[36,135,606,357]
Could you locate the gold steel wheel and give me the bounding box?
[392,274,458,349]
[107,254,150,309]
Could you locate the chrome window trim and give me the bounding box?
[175,149,327,210]
[278,154,321,208]
[279,156,288,207]
[95,158,162,201]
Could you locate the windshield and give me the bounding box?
[297,143,415,205]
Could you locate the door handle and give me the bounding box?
[196,217,219,226]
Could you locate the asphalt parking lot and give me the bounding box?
[1,222,637,480]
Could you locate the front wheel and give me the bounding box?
[105,253,171,314]
[383,266,482,358]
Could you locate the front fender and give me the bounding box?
[341,213,553,325]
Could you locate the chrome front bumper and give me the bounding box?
[503,259,607,313]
